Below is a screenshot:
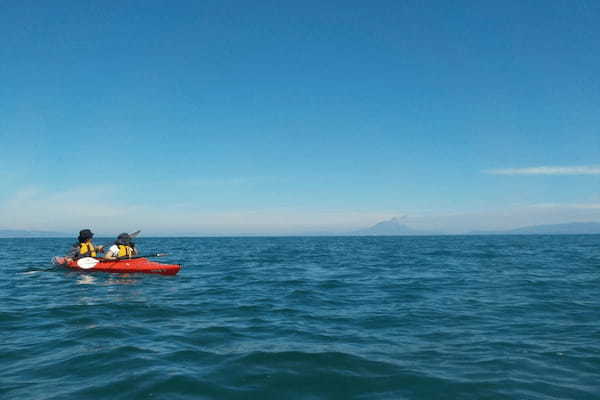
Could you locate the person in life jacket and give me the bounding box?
[66,229,105,261]
[104,233,138,260]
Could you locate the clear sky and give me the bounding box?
[1,0,599,235]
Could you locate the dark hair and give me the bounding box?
[78,229,94,243]
[115,233,133,246]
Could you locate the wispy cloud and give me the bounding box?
[484,166,600,175]
[3,186,600,235]
[0,185,396,234]
[529,202,600,209]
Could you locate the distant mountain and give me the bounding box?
[351,217,437,236]
[0,229,68,238]
[469,222,600,235]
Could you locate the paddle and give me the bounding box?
[76,253,169,269]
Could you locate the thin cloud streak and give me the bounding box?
[3,186,600,235]
[485,166,600,175]
[529,202,600,210]
[0,185,396,234]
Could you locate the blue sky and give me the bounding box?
[1,0,599,234]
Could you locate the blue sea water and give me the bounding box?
[1,235,599,399]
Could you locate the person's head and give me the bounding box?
[116,232,133,247]
[78,229,94,243]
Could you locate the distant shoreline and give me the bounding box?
[3,221,600,238]
[1,233,600,239]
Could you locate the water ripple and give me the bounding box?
[1,236,600,399]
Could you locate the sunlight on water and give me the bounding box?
[76,275,97,285]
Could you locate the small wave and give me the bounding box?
[18,267,56,275]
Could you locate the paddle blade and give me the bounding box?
[76,257,99,269]
[52,256,65,266]
[129,230,141,238]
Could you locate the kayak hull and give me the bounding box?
[52,256,181,275]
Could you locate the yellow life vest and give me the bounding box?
[79,242,97,257]
[117,245,134,257]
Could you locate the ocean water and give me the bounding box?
[1,235,599,400]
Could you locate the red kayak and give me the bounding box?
[52,256,181,275]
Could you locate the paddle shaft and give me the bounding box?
[75,253,168,269]
[97,253,168,263]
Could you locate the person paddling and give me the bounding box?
[66,229,105,261]
[104,233,138,260]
